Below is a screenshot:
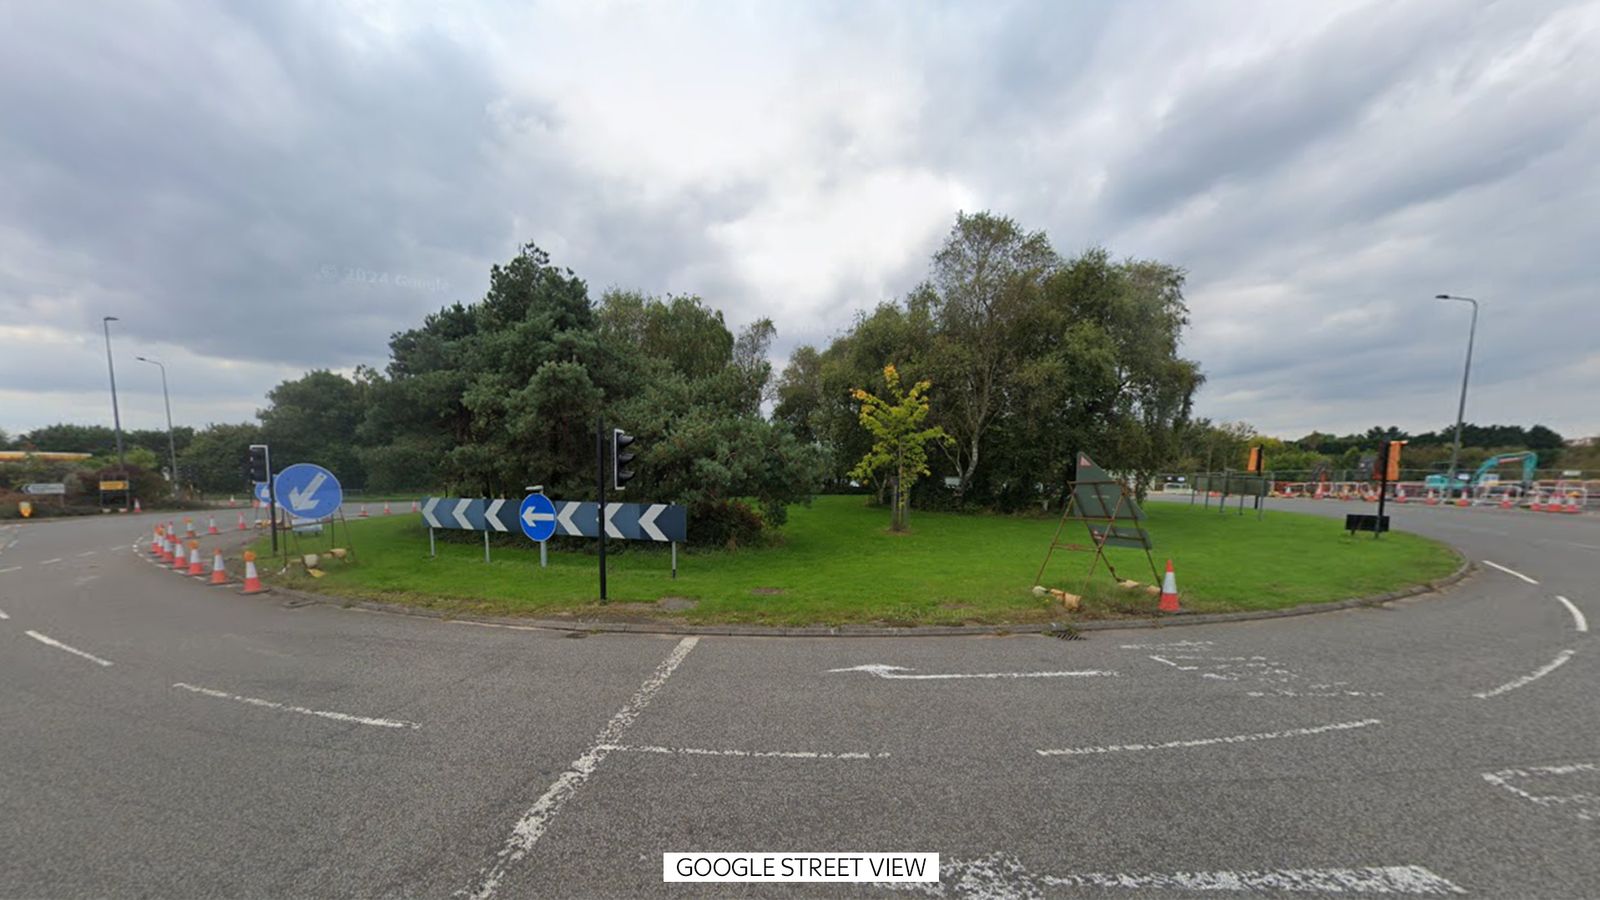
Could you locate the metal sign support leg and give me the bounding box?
[483,530,491,563]
[671,541,677,579]
[540,541,547,568]
[428,527,435,558]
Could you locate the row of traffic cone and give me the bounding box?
[148,523,266,594]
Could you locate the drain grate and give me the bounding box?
[1048,625,1082,641]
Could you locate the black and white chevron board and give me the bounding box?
[418,497,687,543]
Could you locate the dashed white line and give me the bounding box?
[75,550,96,557]
[0,566,18,574]
[24,630,114,667]
[1482,560,1538,585]
[1472,649,1576,699]
[885,854,1465,896]
[602,744,891,760]
[1555,595,1588,633]
[463,636,700,900]
[1036,718,1382,756]
[171,682,421,729]
[38,558,62,565]
[1482,762,1600,822]
[0,608,9,619]
[827,664,1117,680]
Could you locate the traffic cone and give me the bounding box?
[207,515,220,535]
[1547,493,1567,514]
[209,548,228,585]
[187,540,204,576]
[171,537,188,571]
[184,517,195,538]
[1499,494,1513,510]
[134,498,142,513]
[229,496,237,507]
[1395,486,1407,504]
[1563,494,1582,514]
[383,500,392,516]
[1159,560,1180,613]
[358,504,369,518]
[237,510,247,531]
[1455,493,1470,507]
[151,526,165,559]
[240,551,266,594]
[410,499,419,513]
[1530,491,1545,512]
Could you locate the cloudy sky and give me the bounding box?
[3,0,1597,441]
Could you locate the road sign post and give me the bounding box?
[597,419,608,602]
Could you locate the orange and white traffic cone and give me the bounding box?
[358,504,369,518]
[1563,494,1582,514]
[410,499,419,513]
[1530,492,1545,512]
[237,511,247,531]
[187,540,204,576]
[229,496,237,507]
[1395,487,1407,504]
[207,515,220,535]
[240,551,266,594]
[209,548,228,585]
[1159,560,1180,613]
[1455,492,1470,507]
[1547,493,1567,514]
[1499,494,1513,510]
[134,498,142,513]
[170,535,187,571]
[1424,489,1438,506]
[184,517,195,539]
[151,526,165,559]
[383,500,392,516]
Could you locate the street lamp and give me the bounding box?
[101,316,126,477]
[136,356,179,497]
[1435,294,1479,499]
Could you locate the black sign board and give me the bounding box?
[1345,514,1390,535]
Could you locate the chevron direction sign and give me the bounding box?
[419,497,686,543]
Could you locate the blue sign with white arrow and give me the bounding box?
[253,481,271,504]
[518,493,557,542]
[273,463,343,520]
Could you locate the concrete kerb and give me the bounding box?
[257,549,1475,638]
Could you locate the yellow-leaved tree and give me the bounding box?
[850,364,952,532]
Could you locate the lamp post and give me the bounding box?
[1435,294,1479,499]
[101,316,126,477]
[136,356,179,497]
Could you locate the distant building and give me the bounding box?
[1566,436,1597,448]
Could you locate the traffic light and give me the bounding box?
[1382,440,1405,482]
[612,428,636,490]
[246,444,269,482]
[1246,445,1264,474]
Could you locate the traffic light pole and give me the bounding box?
[266,445,278,556]
[596,417,607,603]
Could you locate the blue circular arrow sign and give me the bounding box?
[518,493,557,542]
[272,463,343,520]
[253,481,271,504]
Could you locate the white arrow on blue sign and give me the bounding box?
[518,493,557,542]
[254,481,271,504]
[272,463,343,520]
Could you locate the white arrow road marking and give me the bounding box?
[0,607,9,619]
[172,682,421,729]
[1482,762,1600,822]
[452,498,474,529]
[1483,559,1538,584]
[486,499,507,531]
[604,502,624,539]
[1555,595,1588,633]
[828,664,1118,681]
[886,854,1465,896]
[287,471,328,511]
[25,631,114,667]
[464,637,699,900]
[1036,718,1383,756]
[555,501,581,536]
[421,497,442,528]
[1473,648,1577,699]
[639,504,668,541]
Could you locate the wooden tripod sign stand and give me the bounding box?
[1035,453,1161,588]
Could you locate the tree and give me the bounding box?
[179,422,263,494]
[849,365,951,532]
[259,370,368,488]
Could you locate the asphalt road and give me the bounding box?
[1,500,1595,898]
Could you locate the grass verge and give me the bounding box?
[252,495,1459,627]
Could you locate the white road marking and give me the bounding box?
[38,558,62,565]
[1555,595,1588,633]
[24,630,114,667]
[0,608,8,619]
[1482,560,1538,584]
[882,854,1465,896]
[602,744,890,760]
[1036,718,1382,756]
[75,550,96,557]
[1482,762,1600,822]
[828,664,1117,680]
[171,682,421,729]
[1149,655,1198,670]
[0,566,17,574]
[1119,639,1214,650]
[464,636,700,900]
[1472,649,1576,699]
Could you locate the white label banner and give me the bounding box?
[663,853,937,883]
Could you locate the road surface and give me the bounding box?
[1,500,1595,897]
